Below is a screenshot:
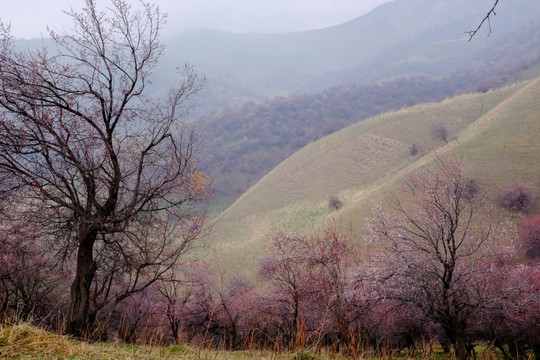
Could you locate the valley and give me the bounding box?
[2,0,540,357]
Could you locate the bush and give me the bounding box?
[500,182,535,212]
[431,122,449,142]
[291,349,318,360]
[328,195,343,210]
[518,215,540,261]
[462,178,480,201]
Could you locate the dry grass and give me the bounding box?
[0,323,517,359]
[0,323,111,359]
[0,323,318,360]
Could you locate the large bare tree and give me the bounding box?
[368,154,509,360]
[0,0,208,336]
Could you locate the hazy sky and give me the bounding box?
[0,0,391,39]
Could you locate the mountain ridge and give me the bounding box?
[159,0,540,111]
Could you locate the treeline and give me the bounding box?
[201,50,540,207]
[3,156,539,360]
[201,75,456,203]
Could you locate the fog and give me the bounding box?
[0,0,391,39]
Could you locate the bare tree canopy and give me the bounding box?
[0,0,208,336]
[369,154,509,360]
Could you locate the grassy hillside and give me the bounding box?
[205,77,540,279]
[201,74,466,210]
[201,57,540,212]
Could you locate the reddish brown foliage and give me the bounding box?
[500,183,535,212]
[518,215,540,261]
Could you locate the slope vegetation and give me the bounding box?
[197,15,540,210]
[201,53,540,210]
[206,76,540,278]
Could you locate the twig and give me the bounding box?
[466,0,500,41]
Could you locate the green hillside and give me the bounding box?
[205,77,540,279]
[201,56,540,212]
[197,16,540,212]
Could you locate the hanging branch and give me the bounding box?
[466,0,500,41]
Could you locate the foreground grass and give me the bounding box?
[0,323,344,360]
[0,323,518,359]
[0,323,278,360]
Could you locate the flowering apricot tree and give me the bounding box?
[0,0,208,336]
[260,224,360,349]
[369,154,509,360]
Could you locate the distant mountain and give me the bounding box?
[14,0,540,112]
[156,0,540,113]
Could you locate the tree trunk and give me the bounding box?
[442,319,469,360]
[291,296,299,345]
[450,323,469,360]
[64,227,98,337]
[0,291,7,319]
[334,301,350,350]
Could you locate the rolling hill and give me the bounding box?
[15,0,540,214]
[200,51,540,211]
[193,7,540,210]
[204,76,540,280]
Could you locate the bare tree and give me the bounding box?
[500,182,535,212]
[0,209,66,323]
[431,122,449,143]
[328,194,343,210]
[409,143,419,156]
[0,0,208,336]
[368,154,509,360]
[261,224,360,350]
[259,231,311,344]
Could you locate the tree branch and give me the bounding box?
[466,0,500,41]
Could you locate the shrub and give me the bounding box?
[500,182,535,212]
[462,178,480,201]
[328,195,343,210]
[291,349,318,360]
[431,122,449,142]
[518,215,540,261]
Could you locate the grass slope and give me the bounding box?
[205,77,540,279]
